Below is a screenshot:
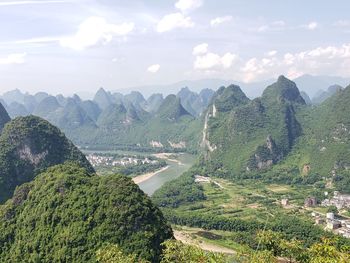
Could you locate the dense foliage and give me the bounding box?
[160,240,228,263]
[96,235,350,263]
[202,76,350,192]
[0,163,173,262]
[0,115,94,203]
[205,76,305,175]
[152,170,206,208]
[0,102,10,133]
[162,209,350,251]
[96,241,230,263]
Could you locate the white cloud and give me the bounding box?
[0,0,67,6]
[221,53,236,68]
[156,12,194,33]
[175,0,202,12]
[60,16,134,50]
[192,43,208,55]
[0,53,26,65]
[266,50,277,57]
[241,57,278,82]
[306,21,318,30]
[12,36,61,45]
[194,53,222,70]
[193,43,237,71]
[240,43,350,82]
[210,16,232,27]
[194,52,237,70]
[283,53,295,65]
[257,25,269,32]
[147,64,160,73]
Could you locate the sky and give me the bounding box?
[0,0,350,95]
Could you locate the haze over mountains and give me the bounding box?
[119,74,350,99]
[0,74,348,152]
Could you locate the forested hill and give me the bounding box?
[0,115,94,203]
[0,102,10,133]
[0,162,173,262]
[0,112,173,262]
[201,75,350,192]
[203,75,305,173]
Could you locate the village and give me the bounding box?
[87,153,159,168]
[282,191,350,239]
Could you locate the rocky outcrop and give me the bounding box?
[201,105,217,157]
[247,135,283,171]
[0,115,94,203]
[302,164,311,175]
[17,144,48,166]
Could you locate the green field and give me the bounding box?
[173,177,317,223]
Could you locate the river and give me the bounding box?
[83,150,197,195]
[138,153,196,195]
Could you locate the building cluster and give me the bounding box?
[87,154,158,167]
[321,191,350,210]
[312,212,350,238]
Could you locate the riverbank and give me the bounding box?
[83,149,196,195]
[152,153,183,165]
[132,165,170,184]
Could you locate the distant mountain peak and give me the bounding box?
[33,96,61,117]
[211,84,250,112]
[93,87,114,110]
[327,84,343,93]
[157,95,192,121]
[97,87,107,93]
[179,86,191,93]
[312,84,344,104]
[263,75,305,104]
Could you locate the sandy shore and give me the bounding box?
[152,153,183,165]
[132,165,170,184]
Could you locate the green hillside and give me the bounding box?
[0,162,173,262]
[0,115,94,203]
[76,95,202,152]
[204,76,305,174]
[0,102,10,133]
[275,84,350,190]
[200,76,350,192]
